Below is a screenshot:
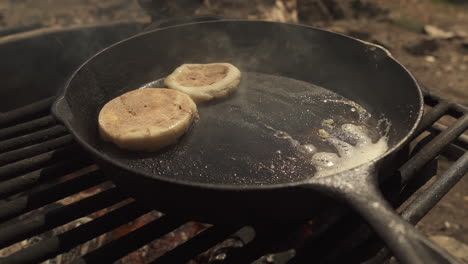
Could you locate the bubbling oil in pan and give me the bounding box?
[268,122,389,178]
[111,72,390,185]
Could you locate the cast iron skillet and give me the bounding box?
[52,20,461,264]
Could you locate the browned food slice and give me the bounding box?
[164,63,241,103]
[98,88,198,152]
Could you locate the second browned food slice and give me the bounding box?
[164,63,241,103]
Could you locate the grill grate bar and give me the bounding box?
[0,135,73,166]
[448,103,468,118]
[399,121,466,204]
[441,143,466,161]
[0,125,67,153]
[414,102,450,137]
[423,89,468,117]
[0,115,56,141]
[0,188,127,249]
[152,224,242,264]
[0,144,81,181]
[72,214,188,264]
[0,158,93,199]
[402,151,468,223]
[431,122,468,150]
[0,170,106,223]
[0,202,150,264]
[361,152,468,264]
[221,225,297,264]
[0,97,55,128]
[399,114,468,184]
[398,148,438,205]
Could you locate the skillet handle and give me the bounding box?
[309,164,462,264]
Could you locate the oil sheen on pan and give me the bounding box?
[100,72,390,185]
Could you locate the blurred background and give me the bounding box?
[0,0,467,263]
[0,0,467,105]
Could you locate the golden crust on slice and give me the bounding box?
[164,63,241,103]
[98,88,198,152]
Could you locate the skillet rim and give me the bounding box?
[51,19,424,191]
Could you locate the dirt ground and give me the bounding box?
[0,0,467,262]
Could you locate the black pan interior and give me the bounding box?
[60,21,422,186]
[101,72,384,185]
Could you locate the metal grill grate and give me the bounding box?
[0,90,466,264]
